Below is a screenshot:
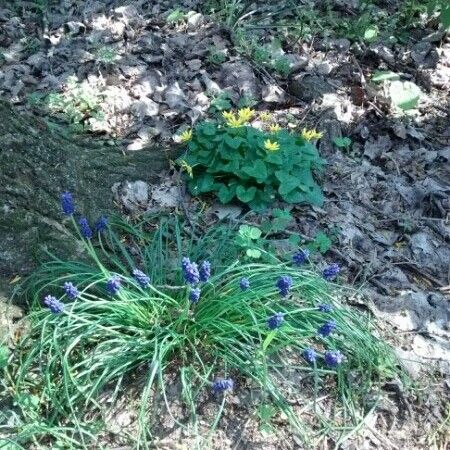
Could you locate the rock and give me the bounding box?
[219,62,260,100]
[285,54,308,72]
[316,61,333,75]
[164,82,188,111]
[363,135,392,160]
[411,41,439,69]
[64,21,86,35]
[112,180,149,213]
[132,98,159,118]
[262,84,286,103]
[288,74,334,101]
[187,12,204,30]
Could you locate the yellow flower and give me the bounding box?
[179,128,193,143]
[237,107,255,123]
[178,159,193,178]
[269,124,281,133]
[264,139,280,152]
[301,128,323,141]
[259,111,272,122]
[222,111,243,128]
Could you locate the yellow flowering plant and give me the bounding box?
[301,128,323,141]
[177,112,324,211]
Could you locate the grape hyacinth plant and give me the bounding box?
[267,312,285,330]
[106,276,121,295]
[213,378,234,393]
[293,248,310,265]
[276,275,293,297]
[133,269,150,288]
[324,350,344,367]
[43,295,64,313]
[323,263,340,281]
[63,282,79,300]
[79,217,93,240]
[181,257,200,285]
[239,277,250,291]
[61,191,75,216]
[8,195,403,448]
[189,287,201,303]
[318,319,337,337]
[318,303,333,313]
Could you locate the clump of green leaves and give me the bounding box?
[45,75,104,131]
[95,46,119,65]
[333,137,352,149]
[166,8,186,24]
[179,114,325,211]
[207,46,227,65]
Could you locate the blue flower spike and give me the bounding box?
[324,350,344,367]
[293,248,310,266]
[303,347,317,364]
[61,191,75,216]
[64,282,79,300]
[276,275,293,297]
[181,257,200,285]
[133,269,150,288]
[323,263,340,281]
[44,295,64,313]
[189,287,201,304]
[318,303,333,313]
[199,261,211,282]
[267,312,285,330]
[106,276,122,295]
[95,216,108,233]
[213,378,234,393]
[239,277,250,291]
[79,217,93,239]
[318,320,337,337]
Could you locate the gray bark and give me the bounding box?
[0,101,168,286]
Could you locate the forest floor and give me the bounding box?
[0,0,449,449]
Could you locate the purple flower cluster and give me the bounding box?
[323,263,340,281]
[318,303,333,313]
[181,257,200,285]
[44,295,64,313]
[95,216,108,233]
[239,277,250,291]
[61,191,75,216]
[318,320,336,337]
[106,276,122,295]
[64,282,79,300]
[189,287,201,303]
[293,249,310,266]
[276,275,293,297]
[133,269,150,288]
[267,312,285,330]
[303,347,317,363]
[213,378,234,393]
[79,217,93,239]
[324,350,344,367]
[199,261,211,282]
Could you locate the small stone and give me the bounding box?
[316,62,333,75]
[285,54,308,72]
[187,12,204,30]
[262,84,286,103]
[64,21,86,35]
[132,98,159,117]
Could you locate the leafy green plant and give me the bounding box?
[95,46,119,65]
[261,208,293,234]
[207,46,227,65]
[5,200,403,447]
[0,345,8,370]
[166,8,186,24]
[272,56,292,77]
[45,75,104,130]
[307,231,333,254]
[208,91,233,112]
[235,224,263,258]
[180,112,325,211]
[333,137,352,149]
